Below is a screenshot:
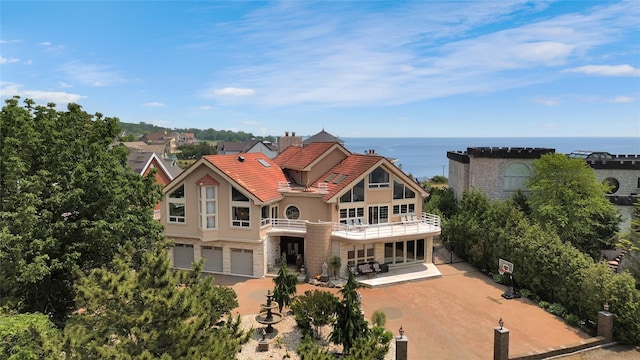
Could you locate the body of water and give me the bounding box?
[342,137,640,180]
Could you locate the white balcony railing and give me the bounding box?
[269,212,441,240]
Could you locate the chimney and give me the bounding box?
[292,131,296,136]
[285,131,289,136]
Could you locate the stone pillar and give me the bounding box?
[395,328,408,360]
[493,327,509,360]
[597,311,614,343]
[304,221,332,279]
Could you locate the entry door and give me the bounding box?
[368,205,389,224]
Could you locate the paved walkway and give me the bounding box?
[217,262,596,360]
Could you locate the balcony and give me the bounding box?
[268,212,441,241]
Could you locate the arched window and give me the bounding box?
[504,163,531,191]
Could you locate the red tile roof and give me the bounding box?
[202,153,286,203]
[273,142,348,170]
[313,154,384,201]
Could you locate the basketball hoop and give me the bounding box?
[498,258,520,300]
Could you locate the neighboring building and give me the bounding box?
[216,139,278,159]
[447,147,555,201]
[161,141,441,279]
[171,132,198,145]
[139,131,176,154]
[302,128,344,146]
[277,131,303,153]
[126,150,182,219]
[447,147,640,231]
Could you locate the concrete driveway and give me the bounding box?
[216,262,594,360]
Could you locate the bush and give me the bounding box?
[548,303,567,317]
[371,310,386,327]
[564,313,580,327]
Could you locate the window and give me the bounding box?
[384,239,425,265]
[168,184,185,223]
[346,243,375,266]
[368,205,389,224]
[285,205,300,220]
[199,186,216,229]
[393,179,415,199]
[368,166,389,188]
[261,205,270,226]
[231,186,250,227]
[340,179,365,203]
[603,177,620,194]
[339,207,364,224]
[504,163,531,191]
[393,203,415,215]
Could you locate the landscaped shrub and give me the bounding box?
[548,303,567,317]
[564,313,580,327]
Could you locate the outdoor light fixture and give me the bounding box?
[498,317,504,330]
[399,326,404,339]
[604,302,610,311]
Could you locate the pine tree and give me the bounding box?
[330,271,369,354]
[63,242,252,359]
[273,255,298,313]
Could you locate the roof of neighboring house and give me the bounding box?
[142,131,173,142]
[217,140,278,153]
[313,153,385,201]
[303,129,344,145]
[202,153,287,203]
[126,151,179,180]
[273,142,348,171]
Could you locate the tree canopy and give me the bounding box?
[528,153,620,258]
[0,97,164,322]
[63,243,251,359]
[273,256,298,313]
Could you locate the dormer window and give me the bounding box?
[369,166,389,188]
[168,184,185,223]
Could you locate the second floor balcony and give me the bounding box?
[268,212,441,241]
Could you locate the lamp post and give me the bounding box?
[399,325,404,339]
[498,317,504,330]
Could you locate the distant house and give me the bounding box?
[171,132,198,146]
[126,150,182,219]
[160,140,440,279]
[216,139,278,159]
[302,128,344,146]
[139,131,176,154]
[447,147,640,231]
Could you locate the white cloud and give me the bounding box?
[535,97,562,106]
[197,105,213,110]
[143,102,166,107]
[564,64,640,77]
[0,82,85,103]
[203,0,638,107]
[38,41,52,46]
[211,87,255,96]
[0,56,20,64]
[58,61,128,87]
[58,82,73,88]
[606,96,635,103]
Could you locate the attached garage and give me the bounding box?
[202,246,223,272]
[230,248,253,276]
[173,243,194,269]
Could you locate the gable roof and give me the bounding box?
[303,129,344,145]
[273,142,350,171]
[126,151,176,181]
[201,153,287,203]
[313,154,384,201]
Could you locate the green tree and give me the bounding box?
[290,289,339,338]
[328,255,341,280]
[370,310,386,327]
[0,97,164,323]
[0,312,62,360]
[273,255,298,313]
[176,142,217,159]
[528,153,620,258]
[63,243,251,359]
[330,272,369,354]
[344,326,393,360]
[296,335,333,360]
[424,187,457,219]
[619,201,640,285]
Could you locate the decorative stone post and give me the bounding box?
[395,326,408,360]
[597,307,614,344]
[494,318,509,360]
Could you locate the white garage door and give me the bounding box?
[230,248,253,276]
[202,246,223,272]
[173,243,194,269]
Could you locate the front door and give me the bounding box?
[280,236,304,266]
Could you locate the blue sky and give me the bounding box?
[1,1,639,138]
